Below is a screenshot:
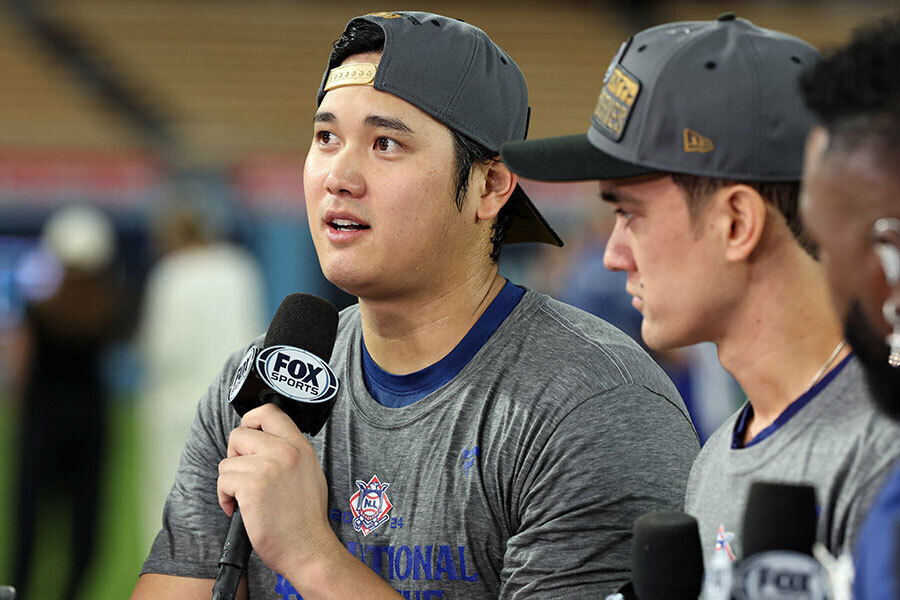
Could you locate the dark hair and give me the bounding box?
[448,130,513,262]
[670,174,816,256]
[328,19,386,68]
[327,18,512,262]
[800,13,900,160]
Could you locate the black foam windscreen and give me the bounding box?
[631,511,704,600]
[264,292,339,360]
[742,481,817,557]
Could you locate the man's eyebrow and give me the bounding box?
[312,111,414,135]
[314,111,336,124]
[364,114,414,135]
[600,187,641,205]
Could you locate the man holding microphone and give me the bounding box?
[132,11,698,599]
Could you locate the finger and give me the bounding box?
[227,425,276,459]
[217,452,267,515]
[217,455,244,516]
[218,489,235,517]
[240,402,303,439]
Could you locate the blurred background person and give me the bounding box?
[799,13,900,598]
[9,204,123,600]
[137,196,265,551]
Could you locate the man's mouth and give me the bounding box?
[329,218,370,231]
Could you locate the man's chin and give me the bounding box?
[845,301,900,420]
[639,322,693,355]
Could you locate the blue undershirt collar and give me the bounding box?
[362,280,525,408]
[732,352,853,449]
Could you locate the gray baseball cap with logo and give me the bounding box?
[316,11,562,247]
[501,14,820,183]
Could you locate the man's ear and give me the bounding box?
[476,159,517,221]
[719,184,768,262]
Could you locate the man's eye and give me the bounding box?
[375,137,401,152]
[316,131,336,145]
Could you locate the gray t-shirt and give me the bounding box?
[142,289,700,598]
[685,355,900,565]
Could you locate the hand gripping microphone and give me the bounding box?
[211,293,340,600]
[630,511,704,600]
[733,481,831,600]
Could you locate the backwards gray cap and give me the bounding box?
[316,11,562,247]
[501,14,821,182]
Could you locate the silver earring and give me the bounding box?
[883,300,900,367]
[872,219,900,367]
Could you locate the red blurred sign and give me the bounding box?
[0,151,163,206]
[232,156,305,215]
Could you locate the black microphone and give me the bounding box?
[743,481,817,557]
[211,293,340,600]
[630,511,704,600]
[733,481,830,600]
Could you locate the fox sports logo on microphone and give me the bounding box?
[228,346,258,403]
[734,551,830,600]
[256,345,339,403]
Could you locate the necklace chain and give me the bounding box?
[807,340,846,390]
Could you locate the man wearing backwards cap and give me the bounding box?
[502,14,900,566]
[133,11,698,599]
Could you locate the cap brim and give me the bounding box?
[505,184,563,247]
[501,134,656,182]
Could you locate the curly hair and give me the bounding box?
[326,17,513,262]
[800,13,900,158]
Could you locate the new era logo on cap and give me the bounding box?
[684,129,715,153]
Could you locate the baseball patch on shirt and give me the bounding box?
[350,474,393,536]
[715,524,736,561]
